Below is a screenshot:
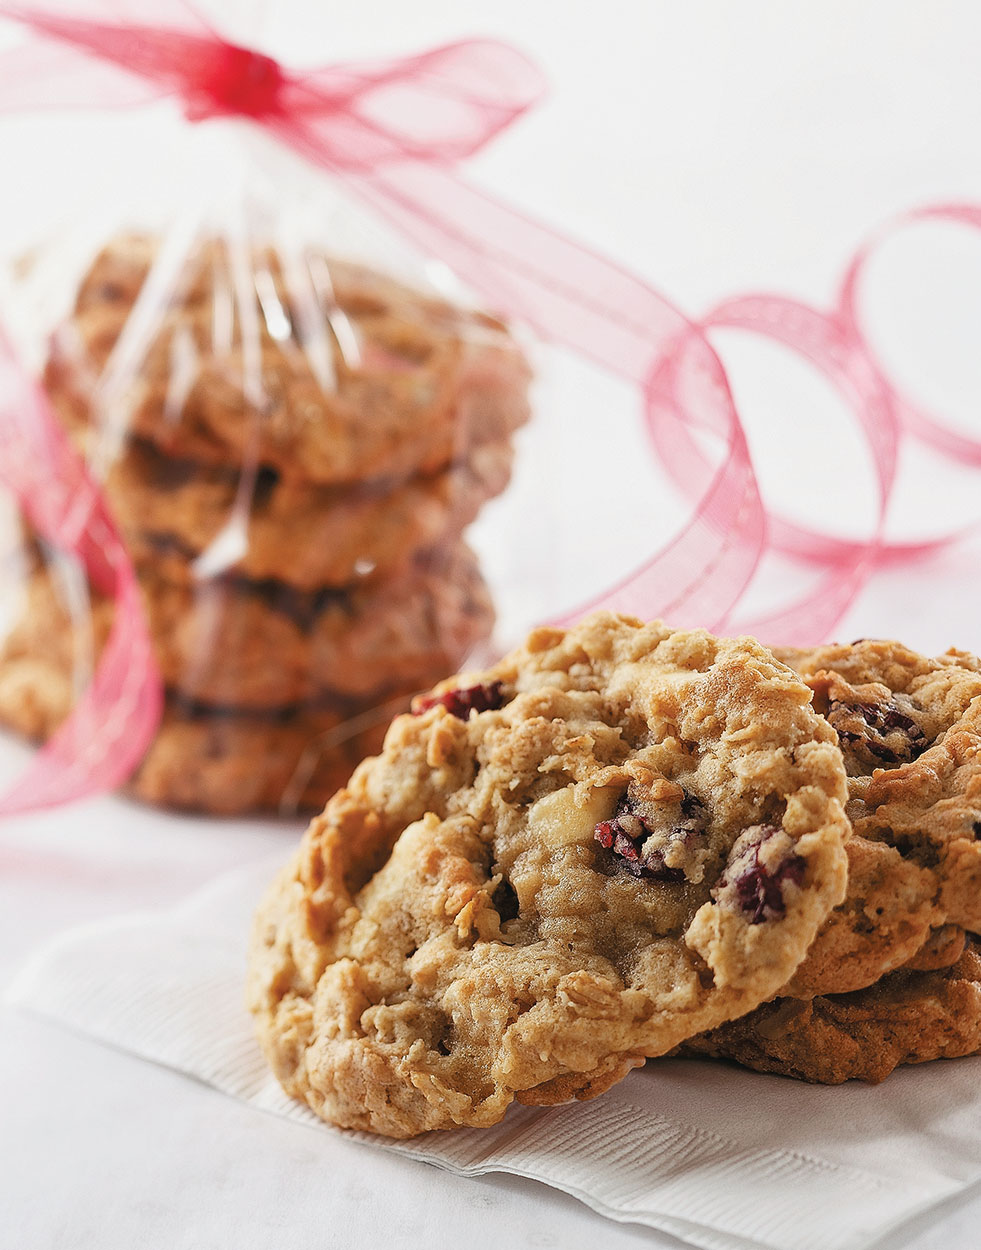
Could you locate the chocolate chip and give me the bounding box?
[491,878,519,923]
[829,697,927,767]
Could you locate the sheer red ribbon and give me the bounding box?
[0,0,976,813]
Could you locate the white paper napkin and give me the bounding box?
[6,856,980,1250]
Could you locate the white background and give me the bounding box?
[3,2,981,1248]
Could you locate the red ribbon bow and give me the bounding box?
[0,1,977,814]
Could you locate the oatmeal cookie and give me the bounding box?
[683,939,981,1084]
[248,614,849,1137]
[902,924,967,971]
[46,235,531,486]
[0,615,408,815]
[55,420,512,591]
[0,669,392,816]
[774,641,981,998]
[7,541,493,710]
[128,699,395,816]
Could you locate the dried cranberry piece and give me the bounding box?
[723,825,806,925]
[830,697,926,767]
[593,791,700,881]
[836,729,903,765]
[881,707,921,733]
[414,680,506,720]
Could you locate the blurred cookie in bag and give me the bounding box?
[682,939,981,1085]
[53,417,513,591]
[7,540,493,710]
[771,639,981,999]
[46,235,532,486]
[0,545,492,814]
[129,699,397,816]
[0,636,395,814]
[140,541,495,708]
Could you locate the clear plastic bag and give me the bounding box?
[0,115,533,814]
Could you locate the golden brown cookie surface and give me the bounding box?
[127,700,395,816]
[0,548,474,814]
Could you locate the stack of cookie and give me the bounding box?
[682,638,981,1083]
[0,235,531,814]
[246,616,981,1140]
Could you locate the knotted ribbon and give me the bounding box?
[0,0,975,814]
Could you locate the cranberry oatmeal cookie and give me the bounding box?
[773,641,981,998]
[129,700,396,816]
[46,235,531,486]
[0,552,470,814]
[684,938,981,1084]
[138,539,492,707]
[248,614,849,1137]
[57,428,512,592]
[0,620,402,816]
[5,540,493,710]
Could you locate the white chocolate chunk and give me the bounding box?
[527,786,618,849]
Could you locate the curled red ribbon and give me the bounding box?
[0,1,976,813]
[0,325,162,815]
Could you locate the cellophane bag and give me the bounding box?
[0,101,543,815]
[0,5,727,819]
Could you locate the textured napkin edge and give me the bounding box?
[1,869,969,1250]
